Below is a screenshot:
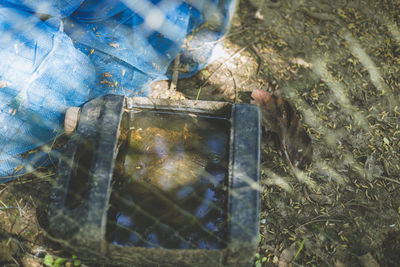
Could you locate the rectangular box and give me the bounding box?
[48,95,261,266]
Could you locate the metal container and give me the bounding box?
[48,95,261,267]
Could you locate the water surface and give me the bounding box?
[106,110,230,249]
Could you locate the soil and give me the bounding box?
[1,0,400,266]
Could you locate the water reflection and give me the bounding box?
[106,111,230,249]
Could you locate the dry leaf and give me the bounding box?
[278,242,298,267]
[109,42,119,48]
[291,57,313,68]
[0,81,10,88]
[358,253,379,267]
[252,89,313,169]
[14,164,24,173]
[21,256,43,267]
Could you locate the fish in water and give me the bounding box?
[251,89,313,169]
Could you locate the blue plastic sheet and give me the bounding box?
[0,0,85,17]
[0,0,236,182]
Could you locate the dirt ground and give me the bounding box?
[1,0,400,266]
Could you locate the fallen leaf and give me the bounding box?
[278,242,298,267]
[0,240,13,262]
[252,89,313,169]
[0,238,20,263]
[334,259,347,267]
[21,256,43,267]
[358,253,379,267]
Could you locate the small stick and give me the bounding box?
[201,46,247,88]
[187,26,250,50]
[169,53,180,91]
[296,219,344,229]
[227,68,237,102]
[249,43,262,76]
[303,8,343,26]
[376,176,400,185]
[303,9,336,21]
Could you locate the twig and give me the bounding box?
[223,26,251,39]
[0,185,7,195]
[187,26,250,50]
[375,176,400,185]
[302,8,343,27]
[249,43,262,76]
[283,148,316,190]
[0,197,26,214]
[303,9,336,21]
[227,68,237,102]
[15,199,23,216]
[0,206,24,213]
[169,53,180,91]
[296,219,344,229]
[200,46,247,89]
[294,201,357,232]
[0,198,8,208]
[11,255,19,266]
[196,46,247,99]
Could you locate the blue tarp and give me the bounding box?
[0,0,236,182]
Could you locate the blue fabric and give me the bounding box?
[0,0,236,183]
[0,0,85,17]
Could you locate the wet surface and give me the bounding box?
[106,110,230,249]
